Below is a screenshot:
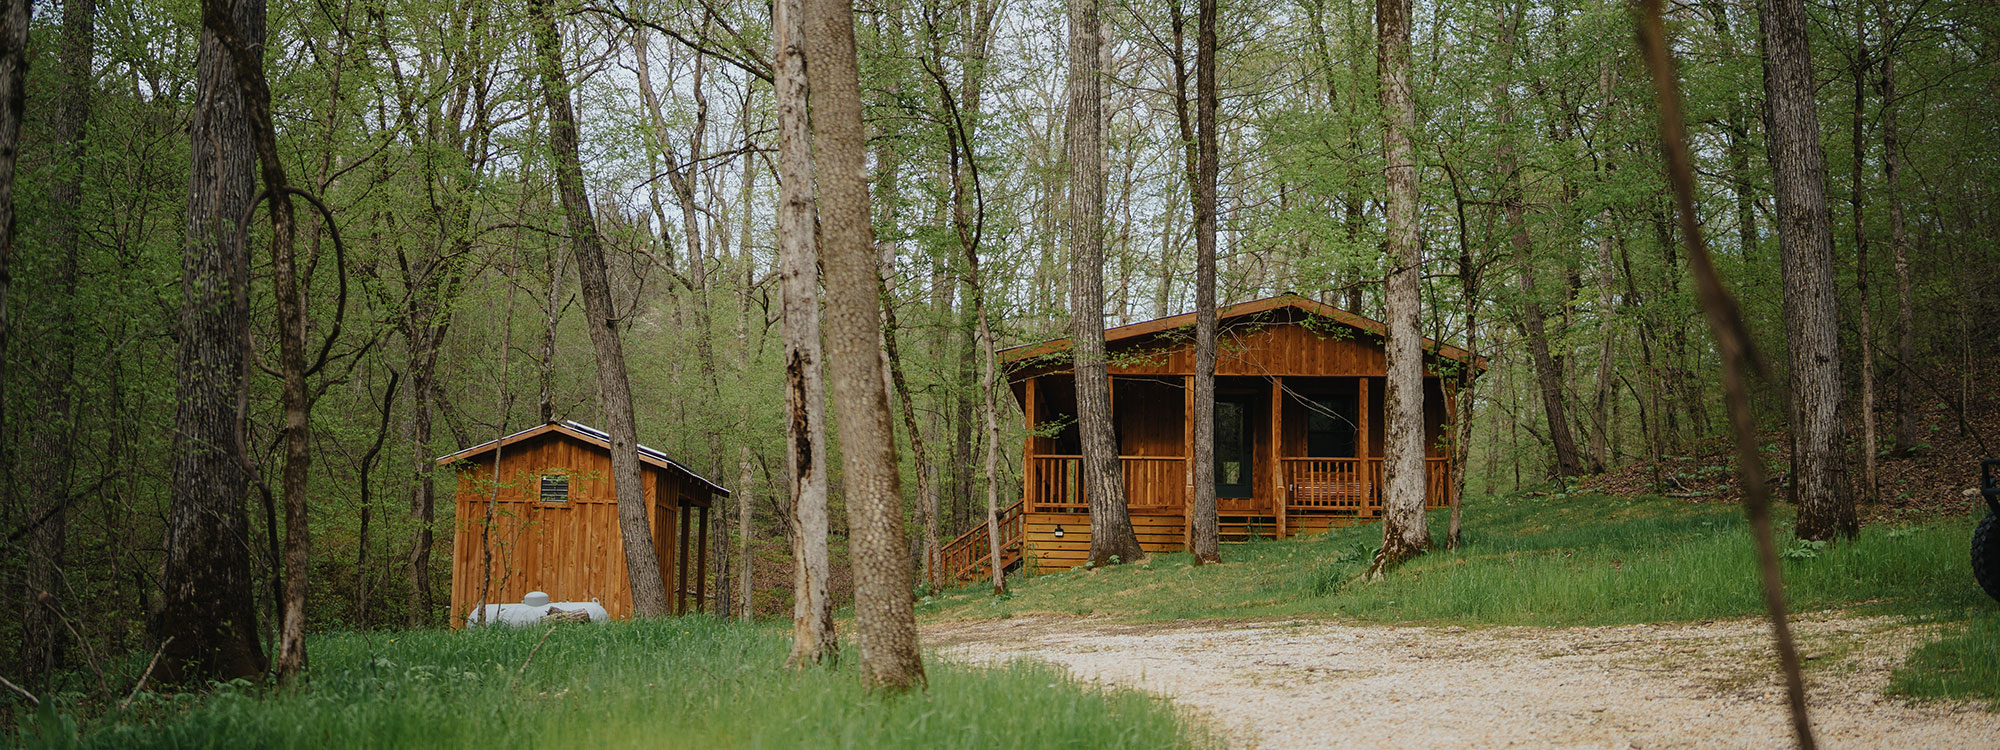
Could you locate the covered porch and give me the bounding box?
[1009,373,1455,569]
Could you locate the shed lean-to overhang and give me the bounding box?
[997,292,1488,379]
[433,420,731,497]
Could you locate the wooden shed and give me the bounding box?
[940,294,1483,580]
[436,421,726,625]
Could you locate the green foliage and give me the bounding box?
[20,618,1209,749]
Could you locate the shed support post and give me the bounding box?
[1272,376,1286,539]
[677,504,692,615]
[695,505,709,614]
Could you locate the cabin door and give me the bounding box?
[1214,394,1254,498]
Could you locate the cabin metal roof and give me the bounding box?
[434,420,731,496]
[997,292,1485,370]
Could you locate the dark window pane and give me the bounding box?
[1215,397,1253,496]
[1305,397,1358,457]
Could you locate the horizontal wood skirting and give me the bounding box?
[1019,511,1386,571]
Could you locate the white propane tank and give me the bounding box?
[466,591,611,626]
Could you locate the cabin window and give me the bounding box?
[1305,397,1358,458]
[539,474,569,504]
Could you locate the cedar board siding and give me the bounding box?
[447,432,704,624]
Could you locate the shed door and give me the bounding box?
[1214,394,1254,498]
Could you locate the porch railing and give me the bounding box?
[1283,457,1452,515]
[1028,455,1186,512]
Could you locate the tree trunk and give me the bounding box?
[1496,4,1584,480]
[1760,0,1855,540]
[1443,163,1481,550]
[1850,10,1877,504]
[404,329,442,627]
[20,0,91,685]
[529,0,672,615]
[774,0,834,665]
[802,0,926,691]
[882,248,943,589]
[1365,0,1429,578]
[1878,3,1915,454]
[1068,0,1145,566]
[1590,62,1619,475]
[161,0,268,684]
[1188,0,1221,564]
[537,247,564,424]
[0,0,21,662]
[736,443,754,619]
[203,0,312,680]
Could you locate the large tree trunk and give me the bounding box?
[529,0,671,615]
[160,0,268,684]
[202,0,312,680]
[774,0,835,666]
[1760,0,1855,540]
[1365,0,1429,578]
[20,0,92,686]
[802,0,926,691]
[1850,10,1877,504]
[0,0,21,664]
[1067,0,1145,567]
[1187,0,1220,564]
[1878,4,1915,454]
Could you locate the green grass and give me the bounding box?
[14,618,1211,749]
[920,492,1999,703]
[1891,609,2000,707]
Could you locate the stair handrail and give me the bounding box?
[940,499,1025,583]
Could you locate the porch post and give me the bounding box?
[1356,377,1374,516]
[1271,376,1287,539]
[1183,374,1195,549]
[1025,376,1038,512]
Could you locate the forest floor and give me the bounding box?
[1578,373,1998,522]
[929,612,1999,749]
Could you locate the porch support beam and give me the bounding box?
[1271,376,1287,539]
[1183,374,1195,550]
[1357,377,1374,516]
[1025,376,1038,512]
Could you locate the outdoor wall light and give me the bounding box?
[1053,525,1065,539]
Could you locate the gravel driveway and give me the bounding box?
[927,613,1998,749]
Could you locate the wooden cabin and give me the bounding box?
[436,421,727,625]
[940,294,1482,579]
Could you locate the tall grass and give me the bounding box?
[14,618,1209,749]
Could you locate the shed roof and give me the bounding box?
[434,420,730,496]
[997,292,1485,370]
